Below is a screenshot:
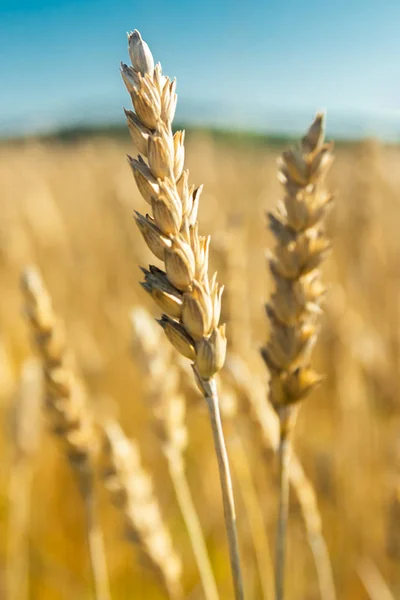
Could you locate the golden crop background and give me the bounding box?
[0,132,399,599]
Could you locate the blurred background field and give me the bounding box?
[0,129,400,599]
[2,0,400,598]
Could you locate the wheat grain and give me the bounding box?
[121,30,244,599]
[20,266,110,600]
[101,419,183,599]
[261,114,334,600]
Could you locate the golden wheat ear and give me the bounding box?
[261,114,335,600]
[20,266,111,600]
[121,30,244,599]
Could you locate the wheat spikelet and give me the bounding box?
[131,307,219,600]
[20,266,110,600]
[261,113,333,427]
[7,359,43,600]
[101,419,183,599]
[261,114,334,600]
[121,30,243,598]
[21,267,94,472]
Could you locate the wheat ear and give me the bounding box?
[21,267,111,600]
[121,30,244,599]
[100,419,183,599]
[7,359,42,600]
[131,308,219,600]
[261,114,334,600]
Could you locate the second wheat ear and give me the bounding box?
[121,30,245,600]
[261,114,334,600]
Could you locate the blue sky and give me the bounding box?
[1,0,400,137]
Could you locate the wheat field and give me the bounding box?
[0,130,399,599]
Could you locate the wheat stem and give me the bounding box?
[309,536,336,600]
[6,461,32,600]
[131,308,219,599]
[288,459,336,600]
[275,432,290,600]
[232,430,274,600]
[224,355,336,600]
[200,376,244,600]
[168,458,219,600]
[79,472,111,600]
[6,359,42,600]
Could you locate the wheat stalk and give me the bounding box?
[357,558,396,600]
[100,419,183,599]
[120,30,244,599]
[7,358,43,600]
[229,427,275,600]
[213,208,335,598]
[224,355,336,600]
[261,114,334,600]
[131,307,219,600]
[20,266,111,600]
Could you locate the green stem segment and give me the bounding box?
[204,378,245,600]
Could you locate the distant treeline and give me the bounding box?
[1,122,370,148]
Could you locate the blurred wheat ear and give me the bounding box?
[120,29,244,599]
[131,308,220,600]
[100,418,183,599]
[260,114,335,600]
[7,359,42,600]
[20,266,111,600]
